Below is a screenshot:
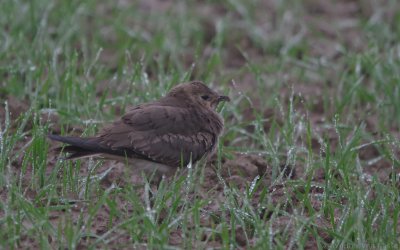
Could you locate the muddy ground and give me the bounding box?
[1,0,400,249]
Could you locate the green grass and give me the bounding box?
[1,0,400,249]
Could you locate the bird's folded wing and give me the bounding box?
[98,105,217,166]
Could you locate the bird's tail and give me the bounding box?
[48,134,102,159]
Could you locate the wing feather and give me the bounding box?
[97,102,223,166]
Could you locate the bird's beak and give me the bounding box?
[217,95,230,102]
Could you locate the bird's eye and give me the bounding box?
[201,95,210,101]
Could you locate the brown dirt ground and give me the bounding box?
[2,0,400,249]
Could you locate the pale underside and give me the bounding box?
[70,152,207,177]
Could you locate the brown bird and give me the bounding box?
[48,81,230,177]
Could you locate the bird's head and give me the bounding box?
[168,81,230,110]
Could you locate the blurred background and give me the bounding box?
[1,0,400,249]
[2,0,399,125]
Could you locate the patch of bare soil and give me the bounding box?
[0,95,63,135]
[304,0,367,58]
[0,96,30,128]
